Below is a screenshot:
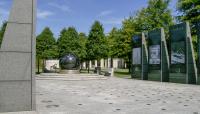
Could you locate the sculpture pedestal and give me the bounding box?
[60,70,80,74]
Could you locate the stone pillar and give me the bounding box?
[186,22,198,84]
[105,59,108,68]
[0,0,36,112]
[95,60,97,67]
[112,59,115,68]
[89,60,92,68]
[101,59,104,68]
[161,28,169,82]
[108,58,111,68]
[113,58,118,68]
[83,62,86,69]
[142,33,148,80]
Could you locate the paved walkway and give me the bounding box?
[36,76,200,114]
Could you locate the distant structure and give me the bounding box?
[44,60,60,73]
[0,0,36,112]
[82,58,126,69]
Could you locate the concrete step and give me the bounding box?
[0,111,37,114]
[36,73,108,81]
[39,73,99,76]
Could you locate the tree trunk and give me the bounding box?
[97,59,100,67]
[111,58,113,68]
[128,56,131,73]
[97,59,101,75]
[79,62,82,72]
[37,57,40,74]
[87,60,90,73]
[86,61,88,69]
[107,58,109,68]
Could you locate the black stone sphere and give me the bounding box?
[60,54,79,70]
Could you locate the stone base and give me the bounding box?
[59,70,80,74]
[0,111,37,114]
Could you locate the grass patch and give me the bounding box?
[114,69,131,78]
[80,69,94,74]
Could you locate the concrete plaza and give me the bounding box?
[35,75,200,114]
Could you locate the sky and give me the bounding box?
[0,0,178,38]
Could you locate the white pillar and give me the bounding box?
[105,59,108,68]
[113,58,117,68]
[89,60,92,68]
[95,60,97,67]
[101,59,104,68]
[108,58,111,68]
[83,62,86,68]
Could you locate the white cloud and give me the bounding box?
[37,9,54,19]
[101,18,123,25]
[48,3,71,13]
[98,10,113,17]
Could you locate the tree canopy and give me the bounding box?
[134,0,174,31]
[86,21,108,62]
[177,0,200,33]
[36,27,58,59]
[110,0,173,59]
[78,32,87,62]
[107,27,120,58]
[105,0,174,70]
[57,27,81,58]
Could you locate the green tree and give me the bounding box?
[118,0,174,72]
[78,32,87,69]
[177,0,200,60]
[86,21,108,73]
[36,27,58,72]
[120,17,138,59]
[107,28,122,67]
[0,21,7,47]
[107,27,118,58]
[120,20,136,71]
[135,0,174,31]
[57,27,81,57]
[57,28,67,51]
[108,17,138,71]
[177,0,200,30]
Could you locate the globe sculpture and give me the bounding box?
[59,53,80,74]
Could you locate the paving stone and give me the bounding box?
[36,76,200,114]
